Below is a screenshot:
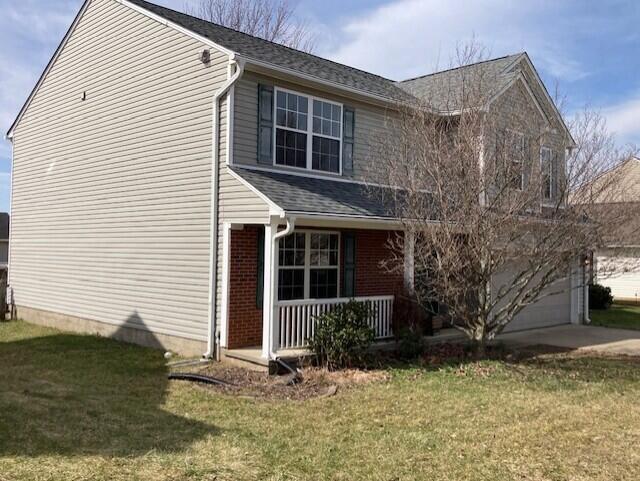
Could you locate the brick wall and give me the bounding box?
[227,226,263,349]
[226,227,404,349]
[352,230,404,297]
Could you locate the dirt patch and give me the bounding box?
[169,363,390,401]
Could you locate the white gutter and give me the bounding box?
[205,55,244,359]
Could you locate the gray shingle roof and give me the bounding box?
[397,54,522,111]
[128,0,413,101]
[230,167,400,218]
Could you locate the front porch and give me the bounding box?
[219,220,407,366]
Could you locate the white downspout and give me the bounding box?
[205,55,244,358]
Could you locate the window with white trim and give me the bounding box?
[278,232,306,300]
[277,231,340,301]
[541,146,553,200]
[274,88,342,174]
[506,130,525,190]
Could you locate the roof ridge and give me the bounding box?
[129,0,397,83]
[397,52,525,84]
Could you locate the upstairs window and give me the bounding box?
[275,91,308,169]
[274,88,342,174]
[506,130,525,190]
[541,147,553,200]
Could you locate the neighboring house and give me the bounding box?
[581,158,640,303]
[5,0,589,364]
[0,213,8,272]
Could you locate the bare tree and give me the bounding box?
[373,45,638,351]
[186,0,316,52]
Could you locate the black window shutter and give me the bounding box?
[343,232,356,297]
[256,227,265,308]
[342,107,355,174]
[257,84,274,165]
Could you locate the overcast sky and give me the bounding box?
[1,0,639,212]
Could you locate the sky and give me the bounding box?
[0,0,639,213]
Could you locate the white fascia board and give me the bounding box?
[225,166,285,216]
[116,0,235,57]
[518,54,576,147]
[6,0,92,139]
[487,74,552,128]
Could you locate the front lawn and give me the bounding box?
[590,304,640,330]
[2,320,640,480]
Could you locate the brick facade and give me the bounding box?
[226,227,404,349]
[352,230,404,297]
[227,226,263,349]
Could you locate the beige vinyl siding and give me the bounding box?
[596,249,640,302]
[233,71,393,182]
[214,91,271,334]
[10,0,230,342]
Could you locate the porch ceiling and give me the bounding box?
[229,166,402,220]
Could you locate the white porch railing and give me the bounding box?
[276,295,394,350]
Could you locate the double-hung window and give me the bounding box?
[540,146,553,200]
[277,231,340,301]
[274,88,342,174]
[507,130,525,191]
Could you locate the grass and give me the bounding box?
[590,303,640,330]
[2,321,640,480]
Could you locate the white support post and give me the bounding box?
[219,223,231,347]
[404,231,415,293]
[570,260,580,324]
[583,259,591,324]
[261,221,278,359]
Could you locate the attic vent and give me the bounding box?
[201,49,211,65]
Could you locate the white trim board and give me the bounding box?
[6,0,235,139]
[219,222,231,348]
[487,74,551,128]
[516,53,576,146]
[116,0,234,56]
[225,166,285,216]
[6,0,92,139]
[272,85,344,176]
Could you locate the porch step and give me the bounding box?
[222,347,270,372]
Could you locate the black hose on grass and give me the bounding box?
[168,372,234,386]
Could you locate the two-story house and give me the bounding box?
[6,0,588,367]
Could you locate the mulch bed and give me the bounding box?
[169,363,390,401]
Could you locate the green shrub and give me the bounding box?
[309,300,375,370]
[589,283,613,310]
[396,327,425,360]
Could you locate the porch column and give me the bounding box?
[404,231,415,293]
[261,219,279,359]
[219,222,231,347]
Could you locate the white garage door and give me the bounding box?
[493,265,572,332]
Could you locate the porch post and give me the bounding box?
[219,222,231,347]
[404,231,415,293]
[261,219,279,359]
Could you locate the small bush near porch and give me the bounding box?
[2,321,640,480]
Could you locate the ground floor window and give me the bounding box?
[277,231,340,301]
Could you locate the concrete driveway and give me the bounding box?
[499,324,640,356]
